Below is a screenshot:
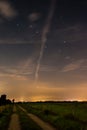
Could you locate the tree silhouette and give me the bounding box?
[0,94,12,106]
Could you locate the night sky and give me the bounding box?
[0,0,87,101]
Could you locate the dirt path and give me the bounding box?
[13,105,17,112]
[8,105,21,130]
[19,106,56,130]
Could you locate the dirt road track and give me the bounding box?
[19,106,56,130]
[8,105,21,130]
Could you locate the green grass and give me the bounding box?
[19,102,87,130]
[16,106,42,130]
[0,105,13,130]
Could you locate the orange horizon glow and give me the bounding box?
[0,73,87,102]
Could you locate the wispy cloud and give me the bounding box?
[0,39,40,44]
[0,1,17,19]
[40,65,57,72]
[0,59,34,80]
[62,60,84,72]
[52,24,87,44]
[35,0,56,81]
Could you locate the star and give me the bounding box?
[64,41,66,43]
[36,31,39,34]
[65,56,71,60]
[45,45,47,49]
[29,25,33,28]
[58,49,62,53]
[16,23,19,27]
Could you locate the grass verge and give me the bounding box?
[0,105,13,130]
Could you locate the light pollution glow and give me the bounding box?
[0,76,87,101]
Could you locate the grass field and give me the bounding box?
[0,102,87,130]
[0,105,13,130]
[19,102,87,130]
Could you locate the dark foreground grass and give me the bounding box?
[19,102,87,130]
[17,106,42,130]
[0,105,13,130]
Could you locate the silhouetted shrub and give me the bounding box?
[64,113,76,120]
[43,109,56,116]
[44,109,49,115]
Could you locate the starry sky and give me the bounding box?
[0,0,87,101]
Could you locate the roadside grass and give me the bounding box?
[19,102,87,130]
[16,106,42,130]
[0,106,6,113]
[0,105,13,130]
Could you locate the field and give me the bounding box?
[0,105,13,130]
[19,101,87,130]
[0,102,87,130]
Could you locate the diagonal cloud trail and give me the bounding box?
[35,0,56,82]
